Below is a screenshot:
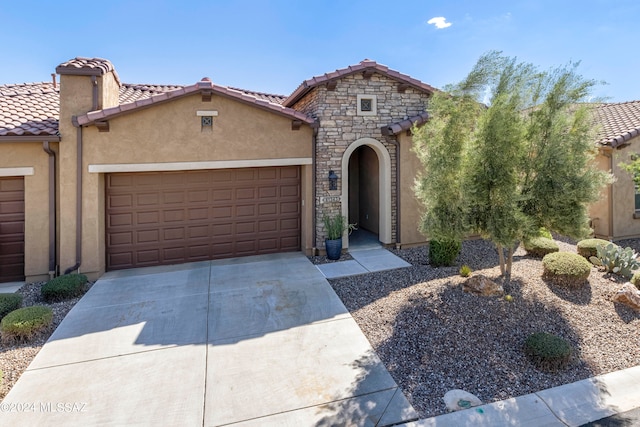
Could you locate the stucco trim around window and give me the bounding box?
[0,167,34,176]
[357,94,377,116]
[88,158,312,173]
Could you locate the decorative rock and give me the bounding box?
[613,283,640,311]
[443,389,483,412]
[463,275,504,297]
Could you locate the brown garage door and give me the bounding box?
[106,167,301,270]
[0,177,25,282]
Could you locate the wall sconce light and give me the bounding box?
[328,170,338,190]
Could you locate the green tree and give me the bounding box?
[413,51,611,280]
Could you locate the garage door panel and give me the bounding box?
[163,209,185,222]
[0,177,24,282]
[236,205,258,217]
[109,213,133,227]
[235,222,256,234]
[236,188,256,200]
[137,193,160,206]
[108,231,133,246]
[137,249,161,264]
[164,228,185,241]
[258,203,277,215]
[108,194,133,208]
[137,211,160,225]
[106,167,300,270]
[163,192,185,204]
[188,225,209,238]
[212,188,233,201]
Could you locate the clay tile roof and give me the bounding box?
[56,57,121,85]
[381,112,430,136]
[119,83,184,104]
[594,101,640,148]
[76,80,314,127]
[0,82,59,137]
[228,87,286,105]
[283,59,438,107]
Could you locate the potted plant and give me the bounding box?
[323,214,357,260]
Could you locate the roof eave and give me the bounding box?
[0,134,61,142]
[283,62,437,108]
[77,83,314,128]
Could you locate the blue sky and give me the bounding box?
[1,0,637,102]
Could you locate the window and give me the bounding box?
[357,94,377,116]
[635,185,640,212]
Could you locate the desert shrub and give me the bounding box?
[524,332,572,371]
[577,238,614,259]
[0,293,23,320]
[631,272,640,289]
[542,252,591,287]
[41,273,88,302]
[429,239,461,267]
[523,236,559,258]
[1,306,53,343]
[459,265,472,277]
[589,243,640,279]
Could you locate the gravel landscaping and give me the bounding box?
[0,238,638,420]
[0,282,90,400]
[329,238,640,419]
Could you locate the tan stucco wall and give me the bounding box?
[0,141,53,281]
[610,138,640,239]
[589,151,612,239]
[58,74,96,275]
[398,132,426,246]
[77,93,313,276]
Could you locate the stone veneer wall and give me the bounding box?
[292,72,429,248]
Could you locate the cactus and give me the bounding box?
[589,243,640,279]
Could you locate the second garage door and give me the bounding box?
[0,177,25,282]
[106,166,300,270]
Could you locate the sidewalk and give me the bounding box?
[398,365,640,427]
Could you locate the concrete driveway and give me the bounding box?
[2,252,417,426]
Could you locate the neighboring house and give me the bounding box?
[0,57,435,282]
[590,101,640,240]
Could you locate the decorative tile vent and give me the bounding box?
[197,110,218,131]
[357,94,377,116]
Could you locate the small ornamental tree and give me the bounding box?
[413,51,611,280]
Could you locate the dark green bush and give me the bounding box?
[542,252,591,287]
[1,306,53,343]
[577,238,615,259]
[41,273,88,302]
[429,239,461,267]
[523,237,559,258]
[524,332,572,371]
[0,293,23,320]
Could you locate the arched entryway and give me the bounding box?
[341,138,392,248]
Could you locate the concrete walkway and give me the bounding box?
[2,252,417,426]
[316,248,411,279]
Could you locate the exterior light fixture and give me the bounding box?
[328,170,338,190]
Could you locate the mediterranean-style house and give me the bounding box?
[0,57,435,282]
[590,101,640,240]
[0,57,639,283]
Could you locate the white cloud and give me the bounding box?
[427,17,452,29]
